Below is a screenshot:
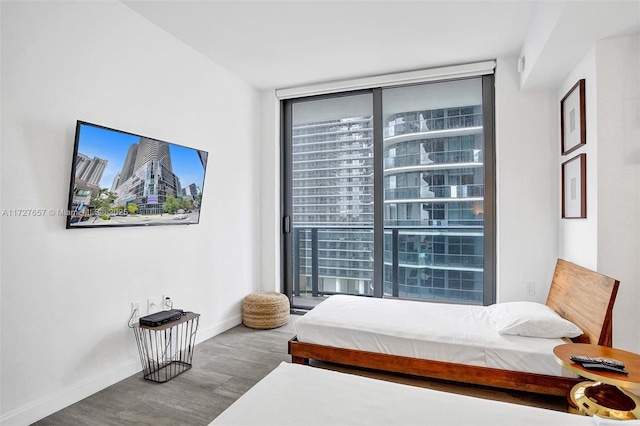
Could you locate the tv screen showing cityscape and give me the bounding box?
[66,121,208,228]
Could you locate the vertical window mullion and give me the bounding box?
[311,228,319,297]
[373,88,384,298]
[282,101,293,303]
[293,227,300,297]
[392,229,399,297]
[482,74,496,305]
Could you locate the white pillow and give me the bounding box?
[487,301,583,338]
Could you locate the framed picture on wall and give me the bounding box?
[560,79,586,155]
[562,153,586,219]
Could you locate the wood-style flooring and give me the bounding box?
[35,314,568,425]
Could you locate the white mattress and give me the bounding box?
[211,362,593,426]
[295,295,576,377]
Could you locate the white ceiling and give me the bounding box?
[122,0,640,91]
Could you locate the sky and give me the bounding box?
[74,122,207,193]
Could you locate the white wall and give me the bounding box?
[558,49,599,269]
[557,34,640,352]
[0,1,261,424]
[495,56,560,302]
[260,91,281,293]
[595,34,640,353]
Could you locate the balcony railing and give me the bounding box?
[384,113,483,138]
[384,148,482,169]
[292,226,483,305]
[384,184,484,200]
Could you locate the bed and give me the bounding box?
[288,259,619,396]
[211,361,604,425]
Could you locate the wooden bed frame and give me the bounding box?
[288,259,620,397]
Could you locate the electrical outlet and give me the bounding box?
[526,281,536,296]
[147,297,160,314]
[131,302,140,321]
[162,293,173,310]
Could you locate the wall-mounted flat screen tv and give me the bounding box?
[66,121,208,229]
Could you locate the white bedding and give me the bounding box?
[295,295,577,377]
[211,362,592,426]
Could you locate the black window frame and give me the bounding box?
[281,75,495,308]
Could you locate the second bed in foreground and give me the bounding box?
[211,362,614,425]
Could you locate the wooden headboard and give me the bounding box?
[546,259,619,347]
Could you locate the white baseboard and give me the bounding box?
[196,314,242,343]
[1,359,141,426]
[1,314,242,426]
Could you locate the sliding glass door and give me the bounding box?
[283,93,375,308]
[283,76,494,309]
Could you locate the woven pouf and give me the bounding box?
[242,292,290,329]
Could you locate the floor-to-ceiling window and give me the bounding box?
[282,73,495,309]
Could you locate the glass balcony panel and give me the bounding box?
[382,79,485,304]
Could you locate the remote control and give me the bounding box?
[569,355,625,368]
[581,363,629,374]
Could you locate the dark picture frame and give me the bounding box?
[560,79,586,155]
[561,153,586,219]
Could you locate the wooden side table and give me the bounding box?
[554,343,640,420]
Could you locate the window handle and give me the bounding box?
[283,216,291,234]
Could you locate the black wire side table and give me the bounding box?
[133,312,200,383]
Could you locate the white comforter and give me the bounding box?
[211,362,593,425]
[295,295,575,377]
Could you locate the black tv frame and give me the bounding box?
[66,121,208,229]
